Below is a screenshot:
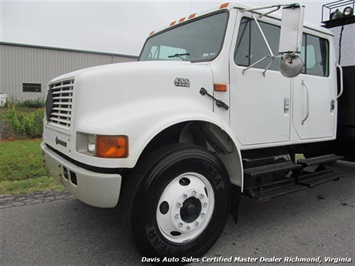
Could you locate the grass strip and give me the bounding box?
[0,139,64,195]
[0,176,64,195]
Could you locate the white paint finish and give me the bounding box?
[41,142,121,208]
[293,75,336,140]
[230,68,291,145]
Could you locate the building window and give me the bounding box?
[23,83,41,92]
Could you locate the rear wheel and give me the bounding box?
[123,144,231,260]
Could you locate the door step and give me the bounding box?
[244,161,301,178]
[244,161,303,201]
[298,169,345,188]
[246,169,344,200]
[248,182,306,201]
[243,154,345,201]
[297,154,343,167]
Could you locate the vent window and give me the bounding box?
[23,83,41,92]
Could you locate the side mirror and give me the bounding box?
[280,54,303,78]
[279,4,305,78]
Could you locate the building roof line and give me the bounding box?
[0,41,138,59]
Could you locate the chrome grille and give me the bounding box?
[46,79,74,129]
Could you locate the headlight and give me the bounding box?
[330,9,343,20]
[77,132,97,156]
[343,6,353,16]
[77,132,129,158]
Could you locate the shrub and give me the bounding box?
[0,103,44,139]
[18,99,45,109]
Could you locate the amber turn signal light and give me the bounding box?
[214,84,228,92]
[96,135,129,158]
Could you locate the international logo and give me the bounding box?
[174,78,190,88]
[55,136,67,147]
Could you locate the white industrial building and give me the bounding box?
[0,42,138,102]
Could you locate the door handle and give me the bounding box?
[301,80,309,125]
[284,97,290,112]
[330,100,335,111]
[336,64,344,99]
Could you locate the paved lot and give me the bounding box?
[1,161,354,266]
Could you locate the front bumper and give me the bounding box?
[41,142,122,208]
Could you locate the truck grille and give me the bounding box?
[46,79,74,129]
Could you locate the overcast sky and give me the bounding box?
[1,0,335,56]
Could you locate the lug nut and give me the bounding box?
[199,194,204,199]
[201,213,206,218]
[195,221,200,226]
[175,214,180,219]
[187,225,191,230]
[176,202,182,208]
[192,191,197,196]
[183,193,188,199]
[179,222,183,228]
[203,202,208,208]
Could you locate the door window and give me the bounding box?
[234,18,281,71]
[235,18,329,77]
[300,34,329,77]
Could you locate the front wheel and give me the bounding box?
[123,144,231,260]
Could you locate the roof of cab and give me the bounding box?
[148,2,333,38]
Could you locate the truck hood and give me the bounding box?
[52,61,215,132]
[50,61,208,84]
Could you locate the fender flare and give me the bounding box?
[131,107,244,189]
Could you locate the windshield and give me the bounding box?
[139,11,229,63]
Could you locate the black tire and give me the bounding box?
[122,144,231,262]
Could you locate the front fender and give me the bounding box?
[75,96,244,192]
[76,98,226,168]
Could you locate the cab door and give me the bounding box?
[230,17,291,146]
[292,33,336,139]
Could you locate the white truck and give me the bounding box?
[41,2,354,260]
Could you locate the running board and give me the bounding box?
[244,161,301,178]
[246,169,344,201]
[248,182,306,201]
[243,154,345,201]
[297,154,343,167]
[298,169,345,188]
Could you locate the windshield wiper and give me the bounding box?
[168,53,190,60]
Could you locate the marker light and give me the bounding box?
[220,3,229,9]
[96,135,129,158]
[179,17,186,23]
[214,84,228,92]
[189,13,196,19]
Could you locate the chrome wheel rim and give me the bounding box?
[156,172,215,243]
